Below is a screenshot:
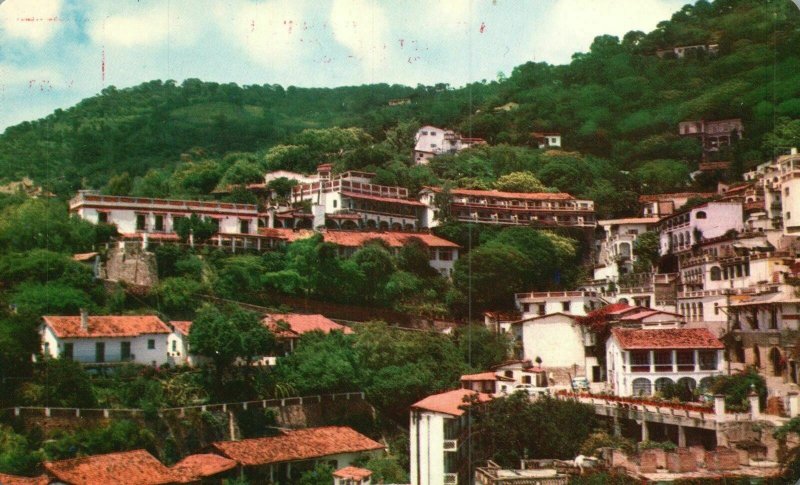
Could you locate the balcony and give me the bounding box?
[444,473,458,484]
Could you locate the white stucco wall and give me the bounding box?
[410,410,447,485]
[41,325,169,365]
[517,314,586,369]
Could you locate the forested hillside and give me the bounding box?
[1,0,799,211]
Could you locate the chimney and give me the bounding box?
[80,309,89,331]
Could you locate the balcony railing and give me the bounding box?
[443,439,458,451]
[444,473,458,485]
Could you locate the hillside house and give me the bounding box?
[289,170,426,231]
[594,217,660,282]
[658,202,744,256]
[211,426,384,483]
[531,131,561,149]
[606,327,725,397]
[420,187,595,229]
[413,125,486,164]
[410,389,492,485]
[639,192,716,218]
[262,313,353,355]
[679,118,743,156]
[40,312,171,366]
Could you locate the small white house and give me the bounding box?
[606,327,725,397]
[511,312,599,383]
[659,202,744,256]
[41,312,171,366]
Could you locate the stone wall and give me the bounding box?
[105,244,158,287]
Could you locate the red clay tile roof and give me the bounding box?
[257,228,315,241]
[619,309,683,321]
[321,231,460,248]
[262,313,353,338]
[211,426,384,467]
[598,217,659,225]
[43,450,180,485]
[0,473,49,485]
[411,389,492,416]
[429,187,574,201]
[170,454,237,482]
[611,328,724,350]
[460,372,514,382]
[72,252,98,262]
[333,466,373,480]
[170,321,193,336]
[638,192,715,203]
[43,315,171,338]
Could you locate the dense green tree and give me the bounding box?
[633,231,661,272]
[494,171,548,192]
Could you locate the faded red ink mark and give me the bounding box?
[284,20,293,34]
[250,20,255,32]
[17,16,62,22]
[101,47,105,83]
[479,22,486,33]
[399,39,404,48]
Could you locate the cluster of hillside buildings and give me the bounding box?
[0,425,383,485]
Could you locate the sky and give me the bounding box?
[0,0,692,131]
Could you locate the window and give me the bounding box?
[537,304,545,316]
[121,341,131,361]
[438,249,453,261]
[786,187,790,197]
[787,212,792,220]
[136,214,147,231]
[95,342,105,363]
[522,375,531,384]
[676,350,694,371]
[504,370,513,378]
[630,351,650,372]
[148,339,156,350]
[710,267,721,281]
[97,212,108,223]
[695,211,707,219]
[171,340,177,352]
[240,219,250,234]
[63,342,74,360]
[714,303,719,315]
[699,351,717,370]
[421,131,428,135]
[154,215,164,231]
[333,200,337,209]
[562,301,570,312]
[430,131,436,136]
[654,351,672,372]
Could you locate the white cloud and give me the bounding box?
[330,0,391,73]
[0,0,63,45]
[531,0,683,64]
[213,0,318,67]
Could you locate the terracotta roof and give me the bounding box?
[0,473,49,485]
[170,454,237,482]
[72,252,98,262]
[340,191,426,206]
[429,187,574,201]
[611,328,724,350]
[411,389,492,416]
[262,313,353,338]
[619,309,683,321]
[43,315,171,339]
[333,466,373,480]
[322,230,460,248]
[639,192,715,203]
[170,321,193,336]
[483,311,522,321]
[258,228,314,241]
[598,217,659,225]
[44,450,180,485]
[211,426,384,467]
[461,372,501,382]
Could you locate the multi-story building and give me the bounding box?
[41,312,172,366]
[410,389,492,485]
[678,118,744,158]
[70,190,259,240]
[514,290,604,319]
[778,149,800,236]
[606,327,725,397]
[413,125,486,165]
[639,192,715,218]
[290,171,426,231]
[658,201,744,256]
[594,217,659,282]
[655,43,719,59]
[420,188,595,229]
